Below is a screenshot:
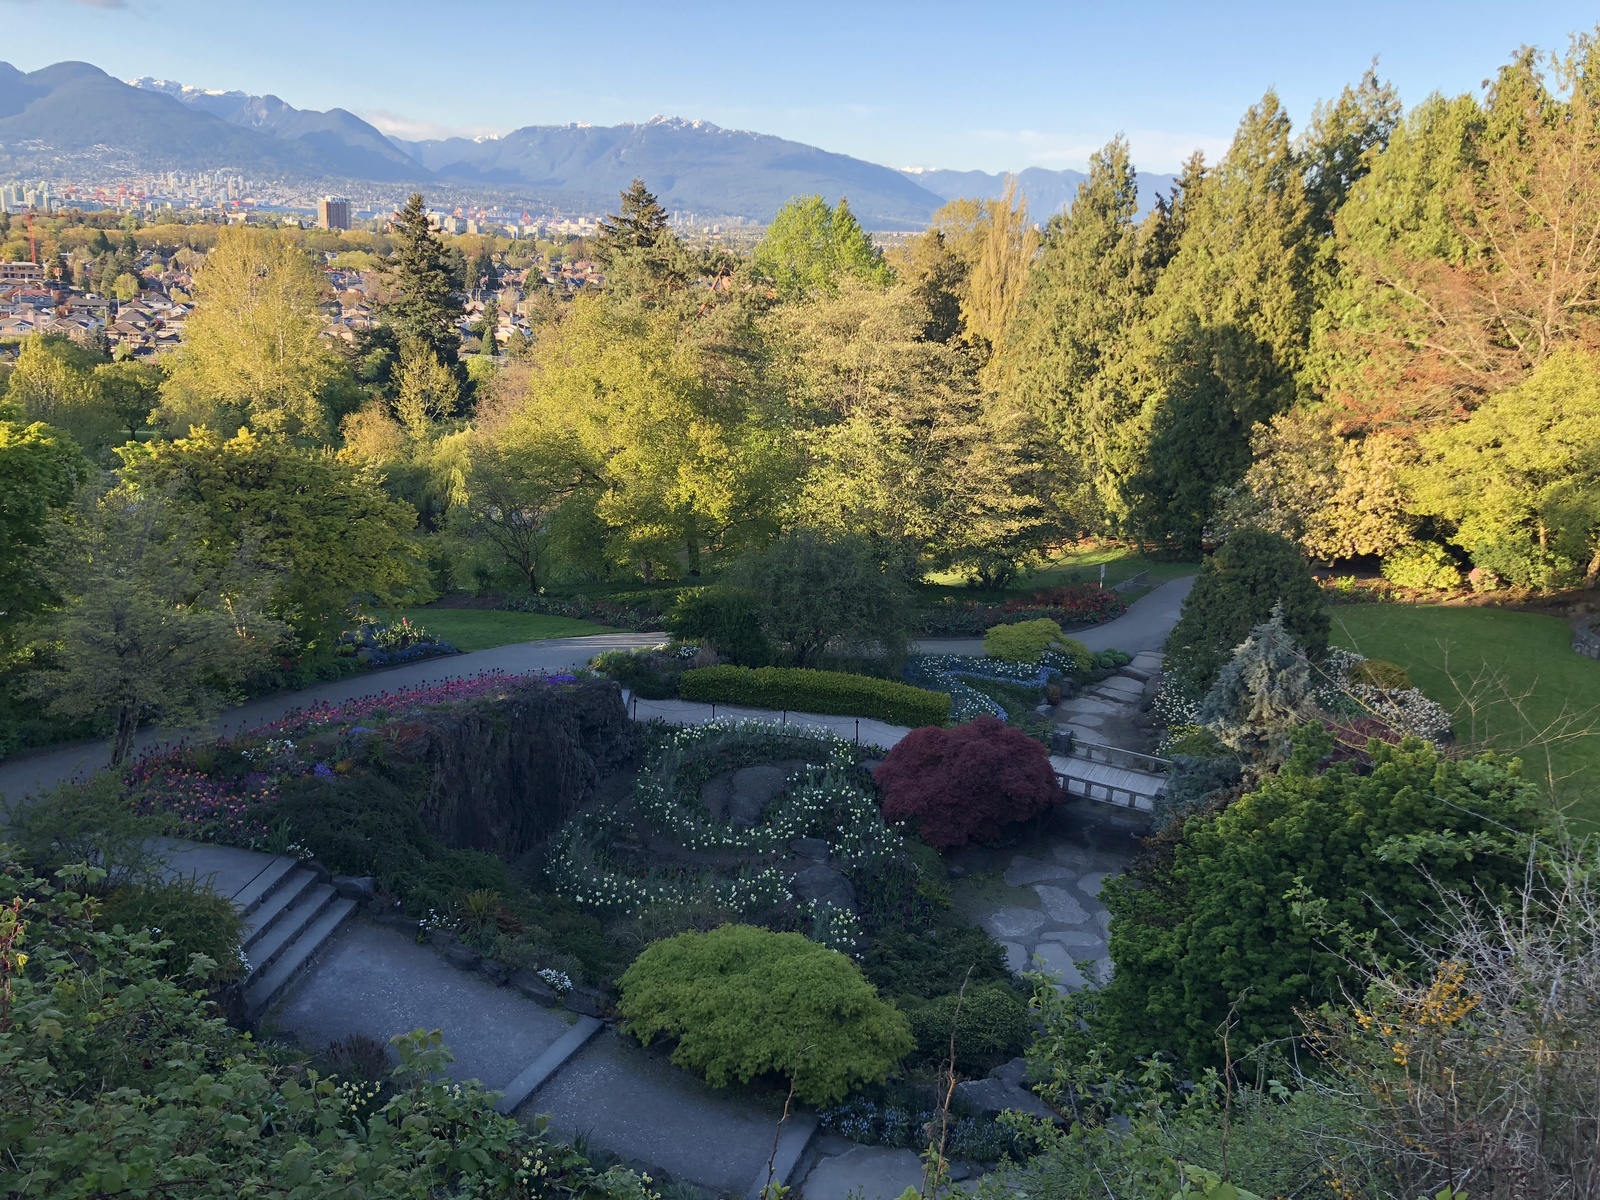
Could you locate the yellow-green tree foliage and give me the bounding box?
[122,427,429,643]
[501,295,795,576]
[158,227,342,439]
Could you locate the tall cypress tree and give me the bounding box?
[997,137,1148,529]
[1129,92,1316,554]
[383,193,464,372]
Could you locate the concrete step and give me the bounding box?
[240,868,317,948]
[231,855,301,914]
[244,879,336,975]
[243,896,356,1020]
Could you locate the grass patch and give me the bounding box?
[1330,604,1600,829]
[383,609,620,652]
[922,542,1198,599]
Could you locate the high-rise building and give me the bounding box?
[318,196,351,231]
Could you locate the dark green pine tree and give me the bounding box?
[594,178,688,298]
[383,193,465,371]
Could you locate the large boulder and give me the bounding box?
[393,679,635,855]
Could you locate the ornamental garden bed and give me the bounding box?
[103,675,1042,1152]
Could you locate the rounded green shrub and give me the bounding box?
[101,877,246,981]
[667,587,772,667]
[1380,542,1462,591]
[1165,529,1329,694]
[903,981,1031,1074]
[983,619,1091,669]
[617,924,913,1104]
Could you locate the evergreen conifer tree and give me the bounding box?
[1129,92,1317,553]
[383,194,465,373]
[1198,604,1318,770]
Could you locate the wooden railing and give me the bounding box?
[1070,738,1172,774]
[1057,772,1158,812]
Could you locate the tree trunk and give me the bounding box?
[111,701,139,767]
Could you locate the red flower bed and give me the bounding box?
[873,716,1064,848]
[1006,585,1125,621]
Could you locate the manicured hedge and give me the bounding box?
[680,665,952,727]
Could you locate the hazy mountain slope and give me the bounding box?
[0,62,308,166]
[129,76,423,180]
[394,117,946,227]
[904,165,1178,218]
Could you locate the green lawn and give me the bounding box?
[1330,604,1600,829]
[382,609,622,652]
[922,542,1199,599]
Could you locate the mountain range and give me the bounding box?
[1,60,1173,226]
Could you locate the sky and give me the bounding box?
[3,0,1597,173]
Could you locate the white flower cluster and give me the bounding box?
[241,738,299,768]
[1350,684,1455,743]
[536,966,572,995]
[807,899,863,955]
[1151,679,1201,727]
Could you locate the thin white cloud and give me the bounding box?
[358,109,507,143]
[967,127,1230,173]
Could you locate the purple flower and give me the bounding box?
[313,762,335,778]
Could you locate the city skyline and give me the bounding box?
[2,0,1596,174]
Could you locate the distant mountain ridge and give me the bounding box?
[390,115,945,226]
[902,166,1178,219]
[127,76,420,181]
[1,60,1168,226]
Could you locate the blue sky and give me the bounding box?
[5,0,1597,172]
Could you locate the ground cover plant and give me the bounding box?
[1330,604,1600,828]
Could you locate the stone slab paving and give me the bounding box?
[954,810,1142,993]
[152,836,285,900]
[520,1028,798,1196]
[267,921,577,1094]
[801,1146,925,1200]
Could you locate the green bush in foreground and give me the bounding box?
[101,876,247,982]
[680,665,951,726]
[617,924,913,1104]
[1,853,658,1200]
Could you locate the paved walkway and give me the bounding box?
[0,631,665,806]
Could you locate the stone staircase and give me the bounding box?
[1050,649,1171,818]
[235,857,356,1019]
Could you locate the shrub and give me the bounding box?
[1165,528,1329,694]
[860,919,1011,999]
[616,924,913,1104]
[1349,658,1412,690]
[680,665,951,727]
[591,647,683,699]
[1094,729,1551,1070]
[979,620,1094,678]
[667,587,771,667]
[99,876,248,981]
[1381,542,1462,590]
[902,981,1031,1074]
[873,715,1063,848]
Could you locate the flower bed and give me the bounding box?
[545,721,904,927]
[124,672,574,845]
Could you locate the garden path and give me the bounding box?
[0,631,665,808]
